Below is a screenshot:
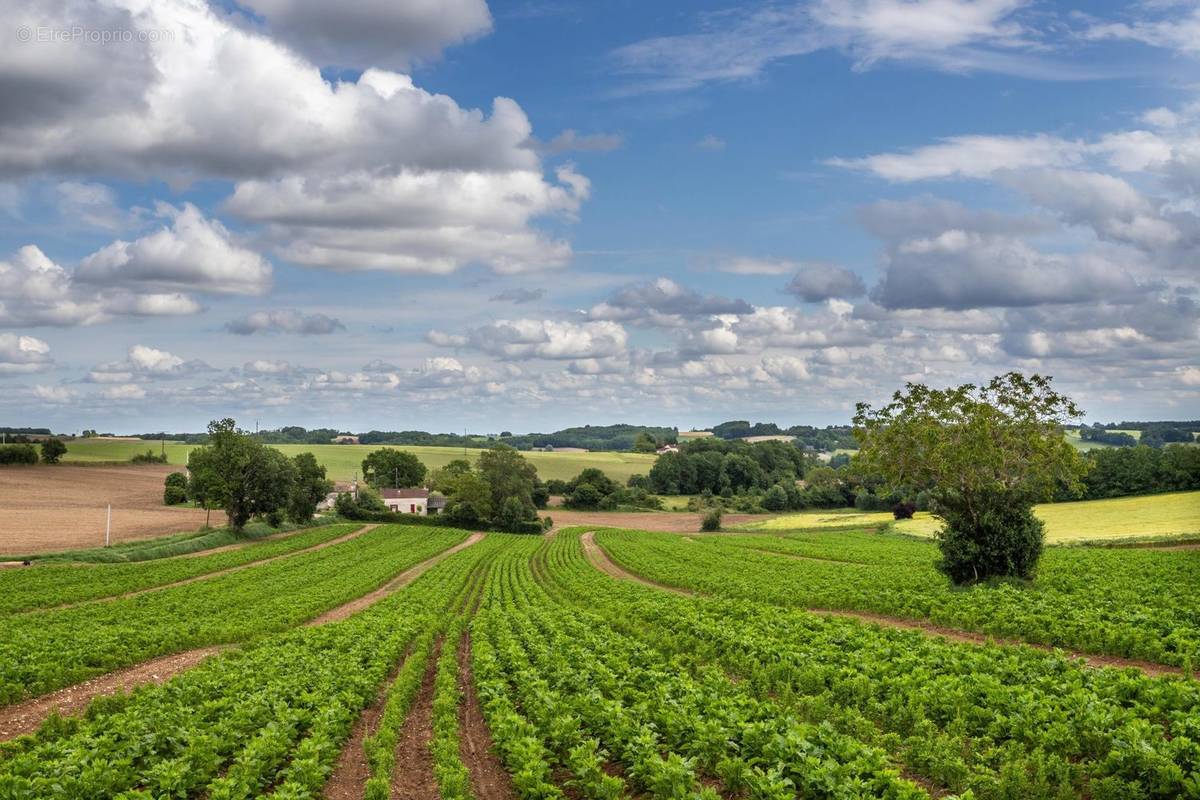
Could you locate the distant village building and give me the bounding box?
[380,487,446,516]
[655,443,680,455]
[332,435,360,444]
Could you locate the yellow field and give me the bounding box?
[736,491,1200,543]
[62,439,657,483]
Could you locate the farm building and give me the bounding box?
[331,435,360,444]
[380,487,446,516]
[656,444,680,454]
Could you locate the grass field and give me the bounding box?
[735,490,1200,542]
[61,438,658,483]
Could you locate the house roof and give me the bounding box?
[381,487,429,499]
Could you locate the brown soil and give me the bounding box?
[323,653,408,800]
[392,639,442,800]
[0,464,209,555]
[580,531,691,597]
[578,532,1182,678]
[40,525,378,613]
[306,533,485,626]
[547,510,770,533]
[457,632,517,800]
[0,647,225,741]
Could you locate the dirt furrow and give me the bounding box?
[37,524,379,613]
[456,632,517,800]
[577,531,1182,678]
[392,639,442,800]
[0,532,484,742]
[0,647,226,742]
[306,532,485,626]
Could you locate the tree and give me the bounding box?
[186,419,298,531]
[361,449,426,489]
[288,452,333,522]
[443,472,494,528]
[163,472,188,505]
[566,483,603,509]
[632,432,658,453]
[477,444,538,516]
[762,484,788,512]
[854,373,1086,583]
[40,437,67,464]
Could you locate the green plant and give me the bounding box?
[700,509,722,532]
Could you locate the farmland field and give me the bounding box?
[61,437,658,482]
[1,522,1198,800]
[737,490,1200,542]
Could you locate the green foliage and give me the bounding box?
[632,432,659,453]
[762,484,788,512]
[39,437,66,464]
[0,443,38,465]
[855,372,1086,583]
[361,447,426,489]
[1082,444,1200,499]
[287,451,333,522]
[700,509,722,531]
[0,525,465,705]
[129,449,168,463]
[648,438,809,498]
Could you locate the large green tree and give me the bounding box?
[853,373,1086,583]
[288,452,333,522]
[39,437,66,464]
[187,419,298,531]
[361,448,426,489]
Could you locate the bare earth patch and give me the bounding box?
[392,639,442,800]
[0,464,208,555]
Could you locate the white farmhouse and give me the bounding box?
[380,487,447,516]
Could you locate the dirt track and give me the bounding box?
[0,464,208,555]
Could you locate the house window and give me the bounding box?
[410,503,416,514]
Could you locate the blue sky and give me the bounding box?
[2,0,1198,433]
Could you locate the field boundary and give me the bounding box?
[578,532,1182,678]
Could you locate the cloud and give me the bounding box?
[76,203,271,295]
[225,166,588,274]
[33,384,75,403]
[784,262,866,302]
[225,309,346,335]
[429,318,629,361]
[872,229,1144,310]
[696,134,726,151]
[234,0,493,70]
[831,133,1085,181]
[538,130,624,155]
[0,244,201,328]
[55,182,128,230]
[588,277,753,327]
[0,333,52,375]
[610,0,1059,94]
[719,257,796,276]
[1084,5,1200,56]
[489,288,546,304]
[88,345,211,383]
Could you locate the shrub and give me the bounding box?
[163,472,189,505]
[565,483,603,510]
[700,509,722,532]
[40,438,67,464]
[937,502,1044,583]
[0,444,38,465]
[762,484,788,512]
[130,449,168,464]
[891,500,917,520]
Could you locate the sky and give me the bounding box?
[1,0,1198,434]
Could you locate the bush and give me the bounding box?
[130,449,168,464]
[0,444,39,465]
[762,484,788,512]
[892,501,917,520]
[700,509,722,532]
[40,437,67,464]
[566,483,603,509]
[937,502,1044,584]
[163,472,189,505]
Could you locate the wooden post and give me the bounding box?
[105,504,111,547]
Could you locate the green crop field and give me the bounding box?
[2,522,1199,799]
[735,490,1200,542]
[61,437,657,483]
